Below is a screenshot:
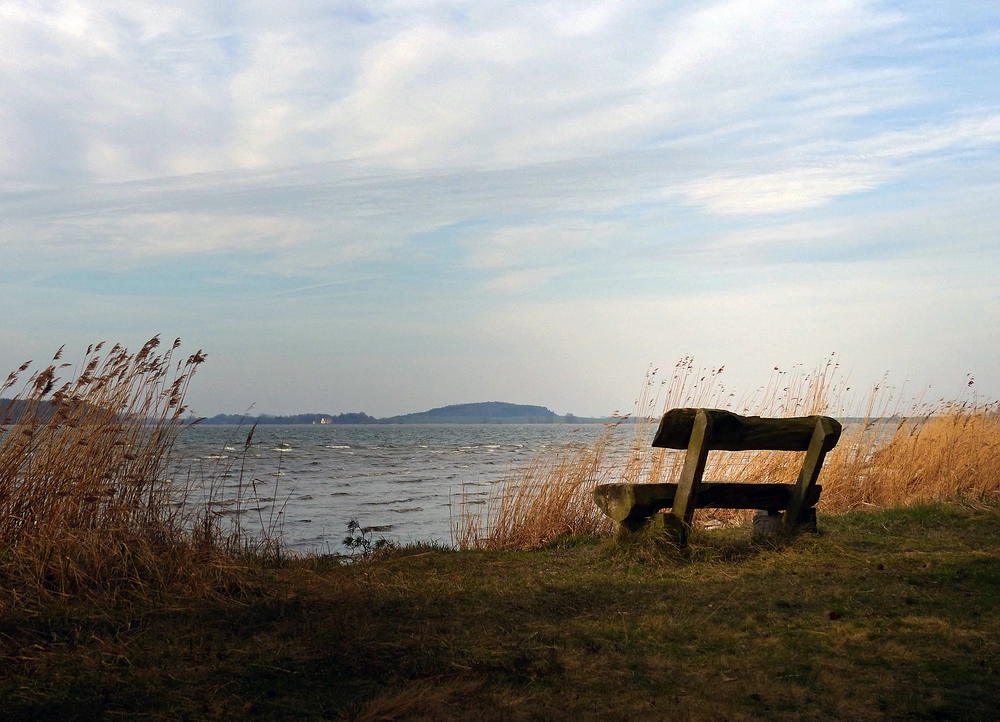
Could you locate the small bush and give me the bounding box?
[343,518,397,558]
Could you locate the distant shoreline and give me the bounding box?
[197,418,614,425]
[196,401,611,426]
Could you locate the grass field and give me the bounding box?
[2,501,999,721]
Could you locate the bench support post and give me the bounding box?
[670,409,713,541]
[784,417,834,531]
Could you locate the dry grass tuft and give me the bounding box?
[347,678,482,722]
[0,337,246,601]
[458,356,1000,549]
[453,424,618,550]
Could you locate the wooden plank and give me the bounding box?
[671,409,712,531]
[593,482,823,524]
[783,417,835,530]
[697,483,821,510]
[651,408,842,452]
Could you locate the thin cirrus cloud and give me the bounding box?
[0,0,998,416]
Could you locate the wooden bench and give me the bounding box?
[593,408,842,544]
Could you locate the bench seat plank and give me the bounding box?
[594,482,822,526]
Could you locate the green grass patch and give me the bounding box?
[3,503,999,721]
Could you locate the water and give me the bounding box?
[168,424,615,552]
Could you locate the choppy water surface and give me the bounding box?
[169,424,616,552]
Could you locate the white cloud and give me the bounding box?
[466,221,624,270]
[484,267,559,293]
[674,114,1000,215]
[647,0,875,86]
[680,163,891,214]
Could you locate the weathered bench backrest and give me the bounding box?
[652,408,842,452]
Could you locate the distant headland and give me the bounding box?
[200,401,609,425]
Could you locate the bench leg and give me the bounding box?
[649,512,687,544]
[784,418,834,531]
[615,512,687,545]
[755,508,818,539]
[796,507,818,532]
[671,409,713,537]
[752,509,783,538]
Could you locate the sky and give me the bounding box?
[1,0,998,418]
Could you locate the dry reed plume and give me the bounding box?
[457,356,1000,549]
[0,337,211,597]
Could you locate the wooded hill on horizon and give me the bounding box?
[199,401,608,425]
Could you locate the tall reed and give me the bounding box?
[0,338,209,594]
